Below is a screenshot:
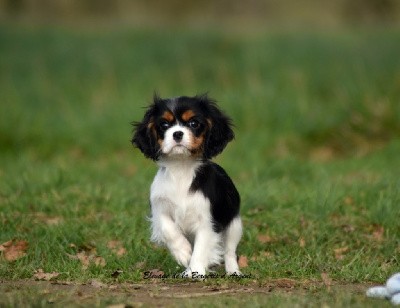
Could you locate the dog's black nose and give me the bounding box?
[173,131,184,141]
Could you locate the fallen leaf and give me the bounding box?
[262,251,274,258]
[0,239,28,261]
[257,234,272,244]
[33,269,59,281]
[238,255,248,268]
[107,240,127,257]
[274,278,298,289]
[67,250,106,269]
[107,304,127,308]
[0,240,12,251]
[117,247,127,256]
[321,272,332,290]
[90,279,106,288]
[372,225,384,242]
[94,256,106,267]
[334,246,349,260]
[75,252,91,270]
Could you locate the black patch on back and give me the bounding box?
[190,162,240,233]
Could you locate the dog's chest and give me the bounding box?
[150,161,210,232]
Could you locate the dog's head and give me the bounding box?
[132,94,234,161]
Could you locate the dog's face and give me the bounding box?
[132,95,234,160]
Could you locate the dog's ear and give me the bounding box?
[200,95,235,159]
[132,103,160,161]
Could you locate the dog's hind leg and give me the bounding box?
[223,216,242,275]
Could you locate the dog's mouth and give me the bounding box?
[166,144,191,156]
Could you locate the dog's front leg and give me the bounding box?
[186,225,220,279]
[152,213,192,267]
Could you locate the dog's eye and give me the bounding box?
[159,121,171,130]
[188,119,200,129]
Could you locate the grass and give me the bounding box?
[0,24,400,305]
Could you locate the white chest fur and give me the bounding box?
[150,159,211,236]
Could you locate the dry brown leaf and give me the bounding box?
[0,239,28,261]
[33,269,60,281]
[107,240,120,249]
[94,256,106,267]
[262,251,273,258]
[67,250,105,269]
[372,225,384,242]
[90,279,106,288]
[238,255,248,268]
[107,240,127,257]
[274,278,298,289]
[334,246,349,260]
[299,237,306,248]
[0,240,12,251]
[107,304,126,308]
[257,234,272,244]
[321,272,332,290]
[116,247,127,256]
[76,252,91,269]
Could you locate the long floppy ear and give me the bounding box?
[201,96,235,159]
[131,104,160,161]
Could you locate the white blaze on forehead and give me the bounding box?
[162,124,192,155]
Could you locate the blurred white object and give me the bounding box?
[366,273,400,306]
[387,273,400,296]
[392,294,400,305]
[366,286,390,298]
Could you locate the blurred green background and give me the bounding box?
[1,0,400,28]
[0,0,400,286]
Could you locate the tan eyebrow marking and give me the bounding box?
[162,111,174,122]
[181,110,196,122]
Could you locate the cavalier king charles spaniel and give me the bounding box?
[132,94,242,277]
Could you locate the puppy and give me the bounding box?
[132,94,242,277]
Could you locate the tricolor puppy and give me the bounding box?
[132,94,242,277]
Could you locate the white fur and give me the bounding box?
[223,217,243,275]
[149,146,242,277]
[161,124,192,156]
[366,273,400,304]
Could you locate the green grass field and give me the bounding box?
[1,25,399,306]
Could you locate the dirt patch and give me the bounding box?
[0,279,372,307]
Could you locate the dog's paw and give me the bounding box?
[170,239,192,267]
[226,271,243,277]
[182,267,206,280]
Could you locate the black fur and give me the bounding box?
[190,161,240,233]
[131,103,159,161]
